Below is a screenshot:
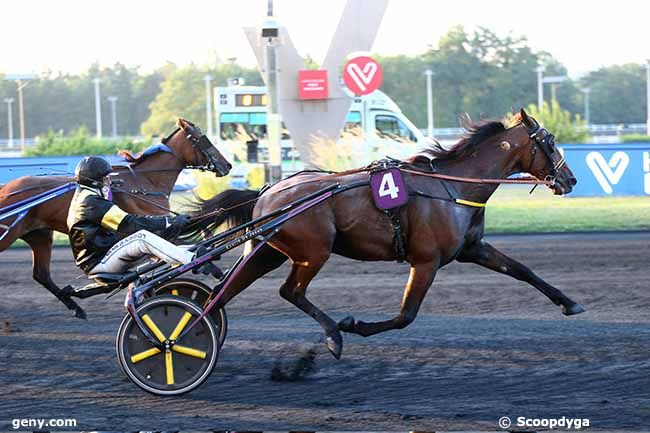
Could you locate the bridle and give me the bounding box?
[524,121,565,186]
[162,123,228,173]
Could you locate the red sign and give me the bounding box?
[342,55,383,96]
[298,70,329,100]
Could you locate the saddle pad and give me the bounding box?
[370,168,409,210]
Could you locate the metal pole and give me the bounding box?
[93,78,102,138]
[204,75,213,138]
[536,65,545,109]
[265,0,282,183]
[108,96,118,137]
[4,98,14,147]
[550,83,557,104]
[646,60,650,135]
[582,88,590,125]
[17,80,26,150]
[425,69,434,140]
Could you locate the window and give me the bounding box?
[220,112,290,141]
[375,115,415,142]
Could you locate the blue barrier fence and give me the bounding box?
[560,142,650,196]
[1,143,650,196]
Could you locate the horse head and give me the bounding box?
[163,118,232,176]
[509,109,577,195]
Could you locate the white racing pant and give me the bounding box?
[89,230,194,275]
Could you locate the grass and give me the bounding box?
[485,186,650,233]
[7,187,650,249]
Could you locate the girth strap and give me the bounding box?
[384,207,407,262]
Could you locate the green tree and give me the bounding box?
[25,127,144,156]
[579,64,646,124]
[141,63,262,137]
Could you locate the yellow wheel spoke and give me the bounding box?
[172,344,207,359]
[165,350,174,385]
[141,314,167,342]
[171,289,179,296]
[169,311,193,340]
[130,347,161,363]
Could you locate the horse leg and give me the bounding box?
[21,229,87,319]
[278,259,344,359]
[456,239,585,315]
[338,262,437,338]
[214,242,289,308]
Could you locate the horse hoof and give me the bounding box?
[563,303,586,316]
[326,333,343,360]
[338,316,355,332]
[74,307,87,320]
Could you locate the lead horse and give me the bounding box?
[189,109,584,358]
[0,119,231,318]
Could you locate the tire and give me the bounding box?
[152,278,228,348]
[116,296,219,396]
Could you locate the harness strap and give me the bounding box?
[384,208,407,262]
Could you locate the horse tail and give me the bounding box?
[181,189,260,240]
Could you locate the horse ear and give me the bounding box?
[177,118,187,130]
[519,108,533,128]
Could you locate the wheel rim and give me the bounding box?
[118,297,218,395]
[153,279,227,347]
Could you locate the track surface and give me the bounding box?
[0,232,649,431]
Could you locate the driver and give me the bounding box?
[67,156,221,278]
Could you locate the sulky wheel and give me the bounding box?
[152,278,228,348]
[116,295,219,396]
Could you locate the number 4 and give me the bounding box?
[378,172,400,199]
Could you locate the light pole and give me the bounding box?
[262,0,282,183]
[93,78,102,138]
[425,69,434,141]
[582,88,590,125]
[4,98,14,147]
[4,74,35,150]
[536,65,545,109]
[107,96,118,137]
[646,60,650,135]
[204,75,213,138]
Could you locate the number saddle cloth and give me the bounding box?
[367,158,410,263]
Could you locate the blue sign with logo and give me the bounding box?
[560,143,650,196]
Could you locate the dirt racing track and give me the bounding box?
[0,232,649,431]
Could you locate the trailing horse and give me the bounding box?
[189,109,583,359]
[0,118,231,319]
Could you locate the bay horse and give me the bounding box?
[0,118,231,319]
[189,109,583,359]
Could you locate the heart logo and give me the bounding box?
[586,151,629,194]
[346,62,378,92]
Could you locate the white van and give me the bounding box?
[214,85,426,187]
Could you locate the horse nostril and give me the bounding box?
[227,163,233,170]
[569,177,577,186]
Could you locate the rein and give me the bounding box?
[189,163,555,223]
[399,168,555,186]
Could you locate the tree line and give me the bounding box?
[0,26,647,141]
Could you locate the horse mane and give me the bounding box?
[408,115,515,167]
[117,127,180,165]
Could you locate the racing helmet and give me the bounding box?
[75,156,112,188]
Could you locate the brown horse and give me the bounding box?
[0,118,231,318]
[190,109,583,359]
